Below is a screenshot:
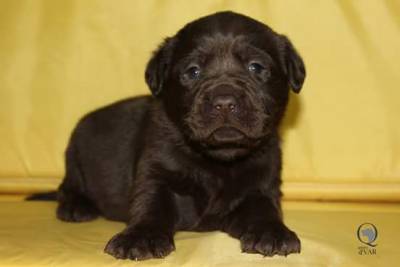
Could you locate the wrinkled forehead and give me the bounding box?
[173,26,278,64]
[175,32,274,64]
[182,34,249,58]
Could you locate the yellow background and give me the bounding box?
[0,0,399,200]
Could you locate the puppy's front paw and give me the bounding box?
[240,222,300,257]
[104,231,175,260]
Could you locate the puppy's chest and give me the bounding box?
[172,170,258,229]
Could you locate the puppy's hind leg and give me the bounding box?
[57,188,99,223]
[56,144,99,223]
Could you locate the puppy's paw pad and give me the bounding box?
[56,202,99,222]
[240,223,300,257]
[104,232,175,260]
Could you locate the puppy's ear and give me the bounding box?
[277,35,306,93]
[145,37,176,96]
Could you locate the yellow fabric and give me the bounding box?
[0,1,400,199]
[0,201,398,267]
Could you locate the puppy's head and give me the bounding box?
[145,11,306,161]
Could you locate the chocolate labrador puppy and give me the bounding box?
[28,11,306,260]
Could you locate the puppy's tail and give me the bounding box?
[25,191,57,201]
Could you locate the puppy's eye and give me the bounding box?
[248,62,265,74]
[185,65,201,80]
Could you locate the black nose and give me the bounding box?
[213,95,237,113]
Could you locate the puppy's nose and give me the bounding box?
[213,95,237,113]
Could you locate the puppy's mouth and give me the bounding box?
[201,127,253,161]
[191,126,263,161]
[211,127,245,144]
[205,126,259,148]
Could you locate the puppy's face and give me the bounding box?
[146,12,305,161]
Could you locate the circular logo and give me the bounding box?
[357,223,378,247]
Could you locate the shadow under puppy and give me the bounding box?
[28,11,306,260]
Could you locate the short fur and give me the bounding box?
[28,11,306,260]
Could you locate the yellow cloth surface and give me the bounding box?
[0,201,398,267]
[0,2,399,198]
